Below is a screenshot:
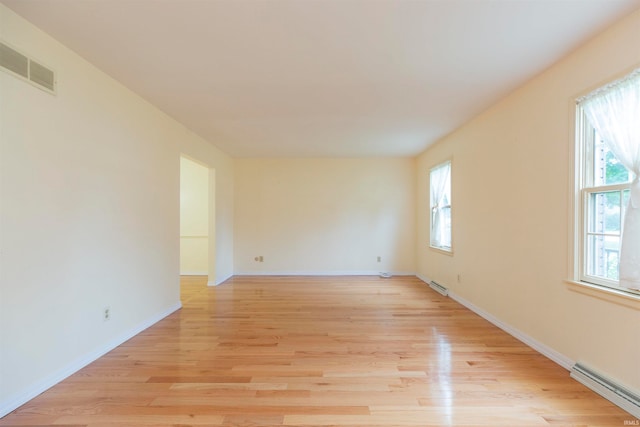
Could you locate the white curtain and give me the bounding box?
[581,69,640,291]
[430,162,451,248]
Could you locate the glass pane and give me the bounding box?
[430,206,451,249]
[586,234,620,280]
[604,192,621,233]
[588,192,603,234]
[430,160,451,250]
[588,191,621,234]
[593,131,632,186]
[442,206,451,248]
[623,189,630,223]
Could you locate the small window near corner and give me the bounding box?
[430,160,452,252]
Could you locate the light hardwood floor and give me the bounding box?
[0,275,633,426]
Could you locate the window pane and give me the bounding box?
[442,206,451,248]
[588,191,621,234]
[620,189,631,228]
[429,161,452,250]
[586,234,620,280]
[604,192,621,233]
[593,132,632,186]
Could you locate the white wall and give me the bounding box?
[234,158,416,274]
[0,4,234,416]
[180,157,209,275]
[416,9,640,392]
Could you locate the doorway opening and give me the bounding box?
[179,156,213,283]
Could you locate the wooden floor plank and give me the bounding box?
[0,275,634,426]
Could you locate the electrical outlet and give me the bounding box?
[103,307,110,321]
[377,256,381,262]
[259,256,264,262]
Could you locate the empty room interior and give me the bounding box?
[1,0,640,425]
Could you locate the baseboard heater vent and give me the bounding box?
[429,280,449,297]
[570,363,640,418]
[0,41,56,94]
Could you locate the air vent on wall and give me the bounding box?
[0,41,56,94]
[0,42,28,78]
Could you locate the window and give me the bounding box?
[430,160,452,252]
[575,69,640,293]
[577,116,632,287]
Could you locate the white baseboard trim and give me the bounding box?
[210,272,233,287]
[571,363,640,419]
[233,270,416,277]
[416,274,431,285]
[414,274,573,370]
[180,271,208,276]
[0,302,182,419]
[415,274,640,418]
[448,291,574,370]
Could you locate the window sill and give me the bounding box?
[565,279,640,310]
[429,246,454,256]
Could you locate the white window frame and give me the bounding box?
[574,107,634,293]
[429,160,452,253]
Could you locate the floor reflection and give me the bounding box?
[431,326,453,425]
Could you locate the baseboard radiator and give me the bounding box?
[429,280,449,297]
[570,363,640,418]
